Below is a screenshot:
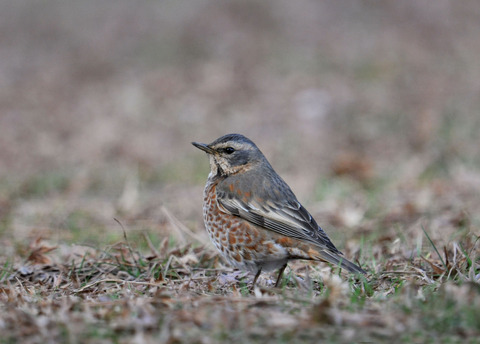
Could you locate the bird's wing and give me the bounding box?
[216,173,341,254]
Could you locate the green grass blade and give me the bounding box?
[422,224,447,271]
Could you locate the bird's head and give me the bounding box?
[192,133,266,177]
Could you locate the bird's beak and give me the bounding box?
[192,142,215,154]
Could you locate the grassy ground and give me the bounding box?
[1,1,480,343]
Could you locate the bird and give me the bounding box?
[192,133,365,287]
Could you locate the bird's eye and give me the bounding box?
[224,147,235,154]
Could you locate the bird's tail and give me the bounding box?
[309,248,366,274]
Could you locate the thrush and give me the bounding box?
[192,133,365,287]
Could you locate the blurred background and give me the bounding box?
[1,0,479,255]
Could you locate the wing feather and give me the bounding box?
[217,180,341,254]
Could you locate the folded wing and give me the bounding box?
[216,174,341,255]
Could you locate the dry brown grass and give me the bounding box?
[1,218,479,343]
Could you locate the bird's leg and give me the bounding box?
[252,268,262,287]
[274,264,288,288]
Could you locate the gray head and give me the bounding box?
[192,134,268,177]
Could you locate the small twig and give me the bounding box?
[162,255,174,281]
[74,278,166,293]
[162,207,210,245]
[379,271,420,275]
[114,218,139,267]
[143,232,160,257]
[422,224,447,271]
[167,276,219,283]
